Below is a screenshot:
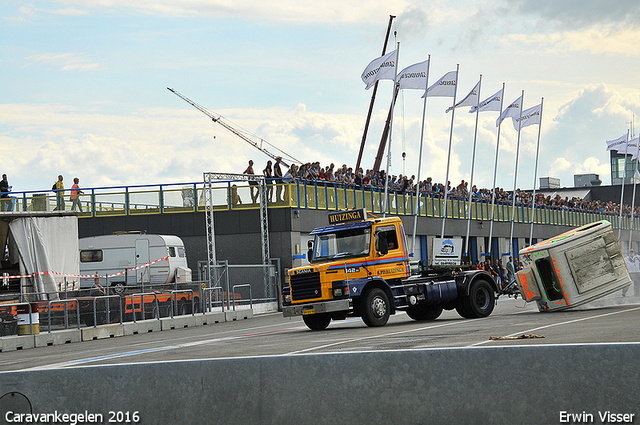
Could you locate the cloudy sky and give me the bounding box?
[2,0,640,193]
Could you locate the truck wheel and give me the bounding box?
[303,313,331,330]
[361,288,390,327]
[406,304,443,321]
[457,279,495,319]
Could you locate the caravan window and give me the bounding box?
[80,250,103,263]
[177,247,186,258]
[169,247,176,257]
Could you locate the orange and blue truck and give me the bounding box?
[282,209,498,330]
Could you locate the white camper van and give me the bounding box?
[79,233,191,290]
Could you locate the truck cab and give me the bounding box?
[283,209,497,330]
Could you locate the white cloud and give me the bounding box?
[499,28,640,56]
[26,53,106,71]
[53,8,91,16]
[52,0,411,23]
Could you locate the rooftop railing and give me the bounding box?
[1,180,637,231]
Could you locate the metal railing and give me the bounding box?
[231,284,253,311]
[4,180,638,230]
[202,287,224,313]
[92,295,123,327]
[170,290,195,318]
[47,299,81,333]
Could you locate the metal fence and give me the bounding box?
[3,180,638,230]
[198,261,279,311]
[0,273,273,335]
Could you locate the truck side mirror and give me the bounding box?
[307,240,313,262]
[376,233,388,256]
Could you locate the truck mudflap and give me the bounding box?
[282,298,351,318]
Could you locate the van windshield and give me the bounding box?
[311,228,370,262]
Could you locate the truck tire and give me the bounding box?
[361,288,390,327]
[456,279,495,319]
[303,313,331,330]
[406,304,443,321]
[178,300,189,316]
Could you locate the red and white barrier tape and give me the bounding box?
[0,256,169,280]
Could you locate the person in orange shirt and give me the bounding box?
[70,177,84,212]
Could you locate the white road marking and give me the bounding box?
[468,305,640,347]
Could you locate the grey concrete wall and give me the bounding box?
[1,344,638,425]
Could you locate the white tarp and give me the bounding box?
[8,215,79,300]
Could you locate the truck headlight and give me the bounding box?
[333,288,343,297]
[284,294,291,303]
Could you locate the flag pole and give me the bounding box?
[464,75,482,263]
[618,129,630,241]
[440,64,460,238]
[355,15,395,172]
[382,41,400,218]
[411,55,431,256]
[488,83,506,260]
[509,90,525,258]
[629,162,637,253]
[528,97,544,245]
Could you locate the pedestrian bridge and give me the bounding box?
[2,179,636,231]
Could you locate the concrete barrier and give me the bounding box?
[81,324,124,341]
[34,329,82,347]
[0,309,251,351]
[225,308,254,322]
[195,311,225,326]
[0,335,34,352]
[160,315,196,331]
[0,344,637,425]
[122,319,161,335]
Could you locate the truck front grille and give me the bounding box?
[290,272,322,301]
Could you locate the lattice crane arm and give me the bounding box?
[167,87,300,168]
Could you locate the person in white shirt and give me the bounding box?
[623,248,640,297]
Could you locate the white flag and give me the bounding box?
[469,88,503,113]
[606,132,629,152]
[361,49,398,90]
[424,70,457,97]
[397,59,429,90]
[496,95,522,127]
[512,103,542,131]
[446,80,480,113]
[628,137,640,159]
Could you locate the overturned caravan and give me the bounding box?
[516,220,631,312]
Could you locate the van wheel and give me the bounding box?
[361,288,390,327]
[302,313,331,330]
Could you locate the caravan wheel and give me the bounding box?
[110,282,125,295]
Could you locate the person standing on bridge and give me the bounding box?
[0,174,12,211]
[70,177,84,212]
[54,175,65,210]
[243,160,258,204]
[263,160,273,202]
[274,156,284,203]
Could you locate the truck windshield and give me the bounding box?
[311,228,371,262]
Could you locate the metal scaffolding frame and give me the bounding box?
[203,172,270,289]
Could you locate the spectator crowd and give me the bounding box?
[248,159,640,218]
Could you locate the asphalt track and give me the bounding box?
[1,294,640,372]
